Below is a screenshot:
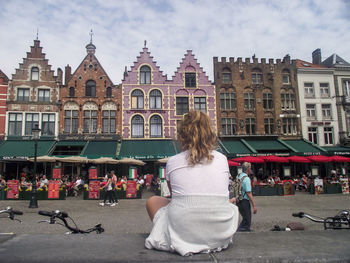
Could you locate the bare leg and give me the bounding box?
[146,196,170,221]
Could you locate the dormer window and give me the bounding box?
[85,80,96,97]
[140,65,151,84]
[185,72,196,88]
[31,67,39,81]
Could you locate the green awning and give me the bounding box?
[56,141,86,146]
[51,141,87,156]
[244,139,290,154]
[81,141,119,159]
[322,146,350,156]
[219,140,254,157]
[118,140,178,160]
[0,140,56,161]
[281,139,325,156]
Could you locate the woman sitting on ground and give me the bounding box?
[145,110,239,256]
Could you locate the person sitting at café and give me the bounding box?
[299,174,308,191]
[20,176,30,190]
[72,176,84,196]
[267,175,275,186]
[0,178,7,190]
[273,175,281,184]
[39,175,49,189]
[137,176,145,188]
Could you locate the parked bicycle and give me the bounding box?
[292,210,350,230]
[0,206,23,223]
[38,210,104,234]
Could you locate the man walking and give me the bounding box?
[237,162,257,231]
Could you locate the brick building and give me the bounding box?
[0,70,9,139]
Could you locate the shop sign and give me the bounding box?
[58,134,120,141]
[7,180,19,199]
[89,181,100,199]
[89,167,97,179]
[52,167,61,179]
[126,181,137,198]
[48,180,60,199]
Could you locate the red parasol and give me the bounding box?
[232,156,265,163]
[306,155,331,163]
[330,155,350,163]
[260,155,289,163]
[286,156,311,163]
[228,160,240,167]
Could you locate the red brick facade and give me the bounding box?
[0,70,9,139]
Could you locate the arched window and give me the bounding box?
[140,65,151,84]
[85,80,96,97]
[149,90,162,109]
[106,87,112,97]
[131,89,144,109]
[131,115,144,138]
[69,87,75,97]
[31,67,39,80]
[252,68,262,84]
[150,115,162,137]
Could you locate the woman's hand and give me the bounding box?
[229,197,236,204]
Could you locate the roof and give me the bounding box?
[295,59,326,69]
[322,54,350,67]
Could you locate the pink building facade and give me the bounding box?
[121,47,216,139]
[0,70,9,139]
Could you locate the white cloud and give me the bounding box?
[0,0,349,83]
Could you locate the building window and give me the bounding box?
[42,114,55,136]
[25,113,39,135]
[245,118,256,135]
[252,70,262,84]
[64,110,78,133]
[131,115,144,138]
[343,80,350,96]
[281,93,296,110]
[282,118,297,135]
[102,110,116,133]
[244,93,255,110]
[321,104,332,119]
[69,87,75,97]
[324,127,334,145]
[140,65,151,84]
[38,89,50,102]
[282,70,290,84]
[131,89,144,109]
[85,80,96,97]
[308,127,318,144]
[320,83,330,97]
[221,118,237,135]
[304,82,314,98]
[222,71,231,83]
[8,113,23,136]
[347,110,350,135]
[185,72,196,88]
[17,88,30,102]
[149,90,162,109]
[263,93,273,109]
[176,97,189,115]
[150,115,162,138]
[220,92,236,110]
[106,87,112,97]
[31,67,39,81]
[264,118,274,134]
[194,97,206,112]
[306,104,316,120]
[84,110,97,133]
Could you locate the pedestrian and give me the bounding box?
[99,173,116,207]
[110,170,118,205]
[145,110,239,256]
[236,162,257,232]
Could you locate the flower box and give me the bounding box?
[1,189,66,200]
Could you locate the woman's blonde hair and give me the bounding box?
[178,110,217,165]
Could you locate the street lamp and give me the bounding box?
[29,124,41,208]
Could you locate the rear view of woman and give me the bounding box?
[145,110,239,256]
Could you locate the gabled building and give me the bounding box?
[296,58,338,146]
[6,40,62,140]
[312,49,350,145]
[0,70,9,139]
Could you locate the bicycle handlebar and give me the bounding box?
[292,212,304,218]
[38,210,68,218]
[0,207,23,222]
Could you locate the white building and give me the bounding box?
[296,59,339,146]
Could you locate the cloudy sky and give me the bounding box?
[0,0,349,84]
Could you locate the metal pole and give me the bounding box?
[29,140,38,208]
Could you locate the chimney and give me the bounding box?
[312,49,321,65]
[65,65,71,85]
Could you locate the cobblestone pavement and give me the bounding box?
[0,190,349,235]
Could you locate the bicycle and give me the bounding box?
[292,210,350,230]
[0,206,23,223]
[38,210,104,234]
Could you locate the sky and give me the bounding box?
[0,0,349,84]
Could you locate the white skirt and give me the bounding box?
[145,195,239,256]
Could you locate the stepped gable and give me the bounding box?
[122,46,167,84]
[66,42,114,86]
[322,54,350,68]
[12,39,56,81]
[213,56,295,66]
[0,70,9,84]
[172,50,211,84]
